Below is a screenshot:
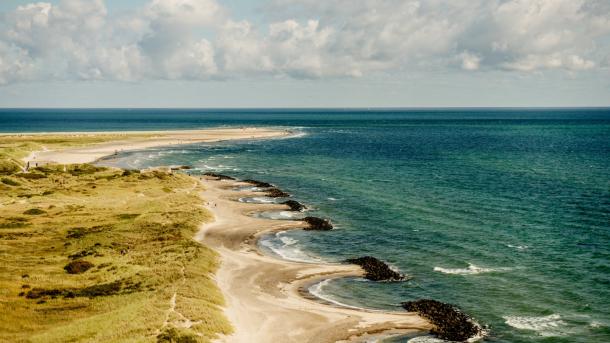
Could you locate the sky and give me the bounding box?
[0,0,609,108]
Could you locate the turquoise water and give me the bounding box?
[5,109,609,342]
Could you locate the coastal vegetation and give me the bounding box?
[0,140,230,342]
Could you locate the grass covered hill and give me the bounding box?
[0,139,231,342]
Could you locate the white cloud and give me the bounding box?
[459,51,481,71]
[0,0,608,85]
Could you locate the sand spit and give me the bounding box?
[18,127,290,165]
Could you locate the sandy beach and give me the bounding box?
[12,127,290,165]
[196,178,432,342]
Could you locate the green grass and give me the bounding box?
[0,139,231,342]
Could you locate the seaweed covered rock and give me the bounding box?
[302,217,333,230]
[345,256,404,281]
[243,179,273,188]
[266,187,290,197]
[203,172,235,180]
[401,299,482,342]
[64,260,94,274]
[282,200,306,211]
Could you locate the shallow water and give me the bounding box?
[8,108,609,342]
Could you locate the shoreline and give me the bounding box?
[21,128,433,341]
[195,178,432,342]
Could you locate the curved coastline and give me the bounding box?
[22,127,434,341]
[196,177,433,342]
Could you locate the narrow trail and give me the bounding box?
[159,265,202,335]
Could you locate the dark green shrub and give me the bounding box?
[64,260,94,274]
[1,177,20,186]
[23,208,46,215]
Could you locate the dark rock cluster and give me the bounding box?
[243,179,274,188]
[302,217,333,230]
[203,172,236,180]
[282,200,306,211]
[266,187,290,197]
[401,299,482,342]
[345,256,404,281]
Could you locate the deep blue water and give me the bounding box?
[3,109,610,342]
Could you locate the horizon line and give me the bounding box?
[1,106,610,110]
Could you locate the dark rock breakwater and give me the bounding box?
[302,217,333,230]
[282,200,306,211]
[266,188,290,197]
[401,299,482,342]
[203,172,236,180]
[345,256,405,281]
[243,179,273,188]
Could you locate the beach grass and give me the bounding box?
[0,143,231,342]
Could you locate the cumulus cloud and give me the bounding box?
[0,0,608,84]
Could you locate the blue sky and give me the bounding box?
[0,0,609,108]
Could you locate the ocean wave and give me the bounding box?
[256,210,305,220]
[272,129,308,140]
[233,186,264,192]
[259,231,322,263]
[238,197,281,204]
[504,314,567,336]
[506,244,529,250]
[433,263,513,275]
[308,279,367,310]
[408,336,449,343]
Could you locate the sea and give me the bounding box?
[2,108,609,342]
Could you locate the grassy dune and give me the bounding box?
[0,143,231,342]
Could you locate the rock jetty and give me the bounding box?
[282,200,306,211]
[302,217,333,230]
[401,299,482,342]
[345,256,404,281]
[243,179,273,188]
[203,172,236,180]
[266,188,290,197]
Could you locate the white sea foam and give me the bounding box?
[259,231,322,263]
[308,279,366,310]
[408,336,448,343]
[256,211,305,220]
[277,130,307,140]
[590,320,607,328]
[504,314,567,336]
[433,263,513,275]
[238,197,278,204]
[506,244,529,250]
